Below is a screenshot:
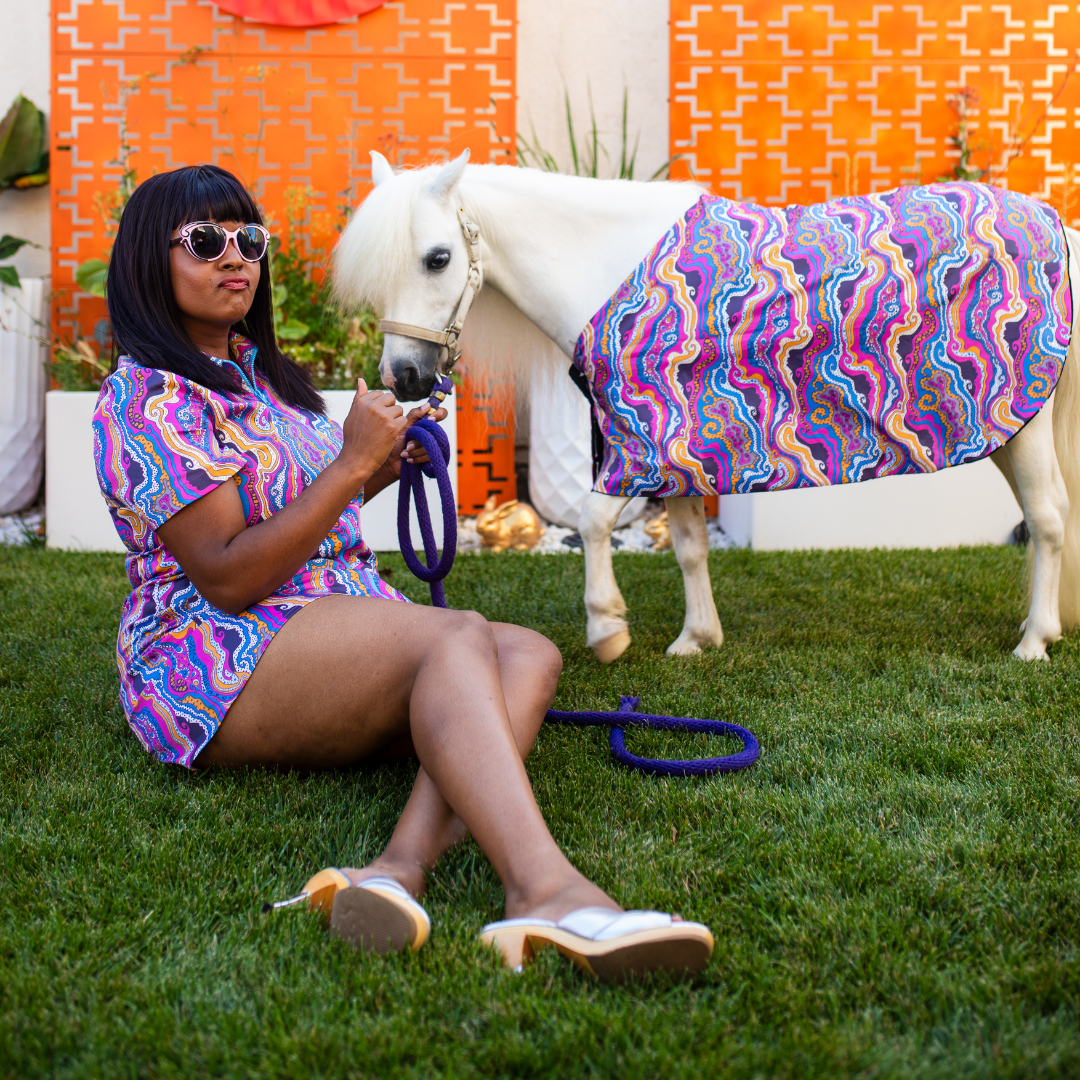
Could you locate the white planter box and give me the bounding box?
[0,277,48,515]
[46,387,457,553]
[529,367,645,529]
[46,391,121,552]
[719,458,1021,550]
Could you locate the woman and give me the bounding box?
[93,164,713,981]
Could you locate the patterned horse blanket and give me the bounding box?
[573,183,1073,497]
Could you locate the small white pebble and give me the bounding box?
[0,509,44,546]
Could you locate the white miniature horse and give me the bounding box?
[334,150,1080,663]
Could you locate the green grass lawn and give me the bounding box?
[1,543,1078,1078]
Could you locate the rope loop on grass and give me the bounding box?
[545,696,760,777]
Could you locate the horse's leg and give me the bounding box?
[664,496,724,656]
[579,491,632,662]
[999,395,1069,659]
[990,447,1028,632]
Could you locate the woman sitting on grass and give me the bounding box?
[92,163,713,981]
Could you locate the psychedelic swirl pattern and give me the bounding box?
[94,335,406,769]
[574,184,1073,498]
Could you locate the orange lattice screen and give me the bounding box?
[454,363,515,513]
[50,0,516,511]
[670,2,1080,216]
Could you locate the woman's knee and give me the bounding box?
[493,624,563,683]
[535,633,564,684]
[444,608,499,655]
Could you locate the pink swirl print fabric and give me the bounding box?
[94,335,406,768]
[574,184,1073,498]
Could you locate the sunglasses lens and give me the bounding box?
[236,226,267,262]
[188,224,227,260]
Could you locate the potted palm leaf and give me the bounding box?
[0,94,50,516]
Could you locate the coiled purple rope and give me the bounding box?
[546,696,759,777]
[396,377,760,778]
[397,377,457,609]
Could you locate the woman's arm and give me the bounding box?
[157,381,418,615]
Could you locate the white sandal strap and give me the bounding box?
[556,907,673,941]
[358,876,414,899]
[483,908,679,940]
[356,876,431,930]
[481,916,557,932]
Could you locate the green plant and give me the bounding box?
[941,87,988,183]
[0,234,31,289]
[942,66,1078,187]
[14,515,45,548]
[518,87,676,182]
[269,186,385,391]
[75,259,108,298]
[48,335,109,392]
[0,94,48,190]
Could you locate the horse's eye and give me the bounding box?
[425,250,450,272]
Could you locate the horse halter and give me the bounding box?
[378,207,483,379]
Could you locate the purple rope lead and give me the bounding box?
[397,377,457,608]
[546,696,759,777]
[395,376,760,777]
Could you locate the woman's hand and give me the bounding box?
[337,378,410,484]
[363,400,450,501]
[394,404,451,472]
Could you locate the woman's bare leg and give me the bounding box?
[350,622,564,898]
[197,596,618,921]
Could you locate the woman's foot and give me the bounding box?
[341,859,426,900]
[505,869,621,923]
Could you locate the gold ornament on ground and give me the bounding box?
[476,496,545,552]
[643,510,672,551]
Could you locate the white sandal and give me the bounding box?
[331,876,431,955]
[480,906,713,981]
[266,868,430,955]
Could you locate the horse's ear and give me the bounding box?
[428,149,470,200]
[370,151,395,187]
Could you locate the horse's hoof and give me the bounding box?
[1012,642,1050,661]
[666,629,723,657]
[666,638,702,657]
[592,629,631,663]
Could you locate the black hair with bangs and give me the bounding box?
[106,164,324,413]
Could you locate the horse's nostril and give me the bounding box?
[391,359,436,401]
[394,362,419,392]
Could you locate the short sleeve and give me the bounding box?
[94,363,248,545]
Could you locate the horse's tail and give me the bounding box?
[1052,226,1080,628]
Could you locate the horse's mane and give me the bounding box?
[332,166,425,314]
[332,163,580,401]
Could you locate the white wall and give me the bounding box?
[0,0,51,280]
[720,459,1022,551]
[516,0,670,181]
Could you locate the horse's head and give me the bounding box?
[333,149,478,400]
